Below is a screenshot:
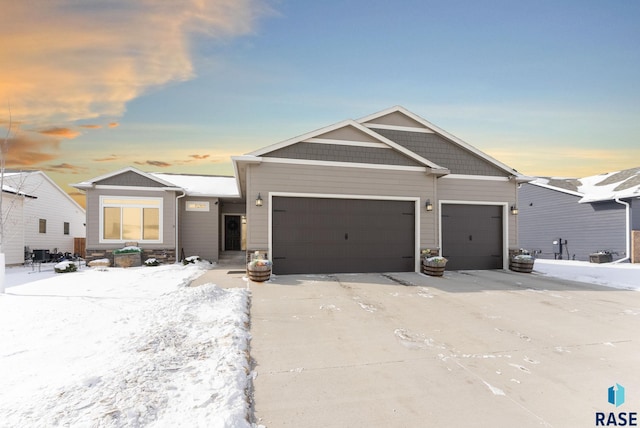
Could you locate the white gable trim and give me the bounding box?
[258,156,428,172]
[439,174,511,182]
[363,123,434,134]
[305,137,390,148]
[73,166,177,188]
[249,119,448,172]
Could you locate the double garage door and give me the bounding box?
[272,197,415,275]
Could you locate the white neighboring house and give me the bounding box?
[1,185,35,265]
[2,171,86,265]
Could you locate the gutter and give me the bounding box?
[613,198,630,263]
[175,189,187,262]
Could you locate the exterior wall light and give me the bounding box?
[511,205,518,215]
[425,199,433,211]
[256,193,263,207]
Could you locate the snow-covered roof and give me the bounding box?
[530,167,640,203]
[2,184,36,198]
[149,173,240,198]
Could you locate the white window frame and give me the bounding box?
[186,200,210,212]
[99,196,163,244]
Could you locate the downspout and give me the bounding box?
[175,190,186,262]
[613,198,630,263]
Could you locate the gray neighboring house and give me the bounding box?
[518,167,640,261]
[75,106,532,273]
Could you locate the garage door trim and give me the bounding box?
[438,200,509,270]
[268,192,421,272]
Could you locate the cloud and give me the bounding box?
[93,154,121,162]
[42,163,88,174]
[4,133,61,168]
[79,124,102,129]
[38,127,81,139]
[135,160,172,168]
[189,154,211,160]
[108,122,119,128]
[0,1,267,124]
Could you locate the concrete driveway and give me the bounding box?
[249,270,640,427]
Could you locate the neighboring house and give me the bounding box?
[0,184,36,265]
[2,171,86,264]
[518,167,640,261]
[75,106,531,273]
[73,171,242,264]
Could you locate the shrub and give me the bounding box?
[144,258,160,267]
[183,255,201,265]
[54,261,78,273]
[113,246,142,255]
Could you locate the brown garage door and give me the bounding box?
[442,204,503,270]
[272,197,415,275]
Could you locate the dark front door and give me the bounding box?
[272,197,415,275]
[224,215,242,251]
[442,204,503,270]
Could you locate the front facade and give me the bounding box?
[74,169,242,265]
[234,106,530,274]
[77,106,530,272]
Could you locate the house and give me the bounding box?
[1,184,36,265]
[74,106,531,273]
[518,167,640,262]
[1,171,86,265]
[73,170,242,264]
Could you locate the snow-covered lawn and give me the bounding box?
[0,263,253,428]
[533,259,640,291]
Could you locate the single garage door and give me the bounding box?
[272,197,415,275]
[442,204,503,270]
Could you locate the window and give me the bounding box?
[100,197,162,243]
[186,201,210,212]
[64,222,70,235]
[39,219,47,234]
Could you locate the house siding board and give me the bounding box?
[262,142,421,166]
[85,188,176,250]
[4,172,86,258]
[365,111,425,128]
[96,171,166,187]
[246,162,436,252]
[1,193,25,264]
[179,197,219,262]
[319,127,381,143]
[375,129,507,176]
[518,183,626,260]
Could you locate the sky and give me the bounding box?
[1,0,639,208]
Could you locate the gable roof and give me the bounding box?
[4,170,81,208]
[249,119,450,174]
[73,167,240,198]
[359,106,528,179]
[529,167,640,203]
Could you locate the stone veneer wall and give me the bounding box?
[632,230,639,263]
[85,248,177,266]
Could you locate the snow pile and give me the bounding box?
[0,264,252,427]
[534,259,640,291]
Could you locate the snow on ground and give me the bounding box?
[533,259,640,291]
[0,263,253,428]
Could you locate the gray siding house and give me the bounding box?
[518,168,640,261]
[75,106,532,273]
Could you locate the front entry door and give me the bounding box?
[224,215,242,251]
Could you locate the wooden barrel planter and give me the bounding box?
[422,257,447,277]
[509,259,534,273]
[247,263,271,282]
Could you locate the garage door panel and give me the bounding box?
[273,197,415,275]
[442,204,503,270]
